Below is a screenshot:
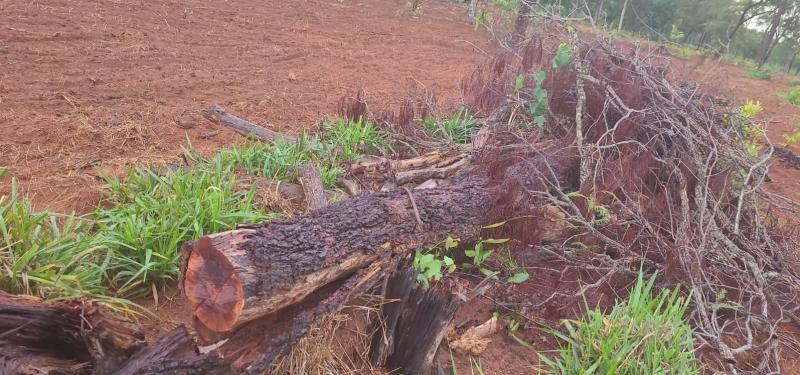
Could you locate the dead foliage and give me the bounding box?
[338,26,800,373]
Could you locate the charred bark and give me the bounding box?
[111,326,230,375]
[0,292,145,375]
[370,269,462,375]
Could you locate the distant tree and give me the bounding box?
[756,0,791,68]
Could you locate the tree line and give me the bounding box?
[520,0,800,72]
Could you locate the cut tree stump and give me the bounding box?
[370,268,463,375]
[180,174,493,335]
[0,292,145,375]
[203,105,294,142]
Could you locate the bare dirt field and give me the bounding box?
[0,0,494,213]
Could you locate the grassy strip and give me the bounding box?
[0,118,385,300]
[540,272,699,374]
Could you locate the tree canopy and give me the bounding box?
[528,0,800,72]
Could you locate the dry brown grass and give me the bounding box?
[270,301,387,375]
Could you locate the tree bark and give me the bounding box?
[0,292,145,375]
[757,0,789,68]
[370,269,462,375]
[180,174,493,335]
[298,163,327,211]
[203,105,294,142]
[617,0,630,33]
[468,0,479,21]
[112,326,231,375]
[510,0,533,47]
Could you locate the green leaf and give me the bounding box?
[482,221,508,229]
[514,74,526,92]
[552,42,572,69]
[533,70,546,85]
[445,236,459,250]
[507,271,530,283]
[479,267,497,279]
[481,238,509,244]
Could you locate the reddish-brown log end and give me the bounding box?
[184,236,244,333]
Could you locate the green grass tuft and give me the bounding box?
[422,108,481,144]
[0,179,110,298]
[93,164,268,296]
[744,67,772,81]
[541,272,699,375]
[214,117,385,188]
[786,86,800,106]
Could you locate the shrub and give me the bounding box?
[744,68,772,80]
[541,272,699,374]
[786,86,800,106]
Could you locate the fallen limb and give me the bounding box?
[203,105,294,142]
[0,292,145,374]
[112,325,230,375]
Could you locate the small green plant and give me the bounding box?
[744,67,772,81]
[412,236,459,288]
[735,100,765,157]
[399,0,423,16]
[412,250,455,288]
[215,118,385,188]
[505,316,535,349]
[783,131,800,145]
[540,272,699,374]
[495,248,529,283]
[421,108,480,144]
[677,45,696,59]
[323,117,387,160]
[551,42,572,69]
[786,86,800,106]
[464,237,508,278]
[739,99,763,119]
[669,24,685,43]
[472,8,492,30]
[564,191,612,226]
[527,70,549,130]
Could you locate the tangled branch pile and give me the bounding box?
[446,28,800,373]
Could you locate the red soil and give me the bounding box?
[0,0,494,213]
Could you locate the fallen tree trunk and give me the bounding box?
[180,173,493,335]
[0,292,145,375]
